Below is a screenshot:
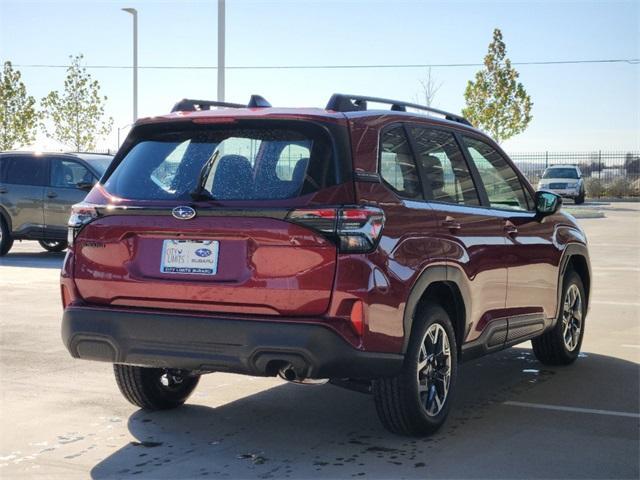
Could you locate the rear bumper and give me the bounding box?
[61,306,403,379]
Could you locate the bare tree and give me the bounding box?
[416,67,443,107]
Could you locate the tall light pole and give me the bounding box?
[217,0,225,102]
[122,8,138,122]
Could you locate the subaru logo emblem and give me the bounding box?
[195,248,212,257]
[172,206,196,220]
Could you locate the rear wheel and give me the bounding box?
[114,365,200,410]
[38,240,68,252]
[373,304,457,436]
[532,270,586,365]
[0,218,13,256]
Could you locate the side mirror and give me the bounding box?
[535,190,562,216]
[76,181,93,191]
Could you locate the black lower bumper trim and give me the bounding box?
[61,307,403,379]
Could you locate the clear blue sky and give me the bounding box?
[1,0,638,152]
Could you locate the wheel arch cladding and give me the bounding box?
[567,254,590,305]
[0,207,11,231]
[402,266,468,356]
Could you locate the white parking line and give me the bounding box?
[591,300,640,307]
[621,344,640,349]
[504,401,640,419]
[592,267,640,272]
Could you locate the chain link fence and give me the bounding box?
[509,151,640,198]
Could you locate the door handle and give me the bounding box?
[46,192,58,198]
[0,187,7,194]
[442,216,462,230]
[504,220,518,236]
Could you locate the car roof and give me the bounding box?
[135,106,484,135]
[547,165,579,169]
[0,151,112,159]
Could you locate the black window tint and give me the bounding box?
[410,127,480,206]
[379,127,421,199]
[463,137,530,211]
[4,156,46,186]
[104,122,335,201]
[50,159,94,188]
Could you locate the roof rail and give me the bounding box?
[171,94,272,113]
[325,93,472,126]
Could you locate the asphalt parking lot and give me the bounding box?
[1,202,639,479]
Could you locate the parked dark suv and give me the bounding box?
[61,95,590,436]
[0,151,112,255]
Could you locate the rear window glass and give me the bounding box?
[103,123,335,201]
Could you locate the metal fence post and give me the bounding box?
[598,150,602,181]
[545,151,548,169]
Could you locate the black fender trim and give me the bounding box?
[401,264,472,353]
[554,243,591,325]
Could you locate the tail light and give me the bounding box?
[67,203,99,244]
[286,206,385,253]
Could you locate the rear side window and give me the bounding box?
[409,127,480,206]
[463,137,530,211]
[2,156,46,186]
[379,127,421,199]
[104,122,335,201]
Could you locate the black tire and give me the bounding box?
[38,240,68,252]
[0,217,13,256]
[574,193,585,205]
[532,270,586,365]
[373,303,458,436]
[114,365,200,410]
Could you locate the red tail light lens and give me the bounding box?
[350,300,365,336]
[286,206,385,253]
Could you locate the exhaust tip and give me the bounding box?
[279,365,297,382]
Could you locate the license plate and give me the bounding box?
[160,240,219,275]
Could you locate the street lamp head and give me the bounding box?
[122,7,137,15]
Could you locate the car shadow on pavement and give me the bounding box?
[90,349,639,480]
[0,251,65,269]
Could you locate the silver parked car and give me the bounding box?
[0,152,113,255]
[538,165,585,204]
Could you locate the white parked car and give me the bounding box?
[538,165,585,204]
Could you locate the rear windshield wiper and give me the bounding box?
[190,149,220,201]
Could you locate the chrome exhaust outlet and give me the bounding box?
[278,364,298,382]
[277,364,328,385]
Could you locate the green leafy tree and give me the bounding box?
[41,54,113,151]
[0,61,38,150]
[462,28,533,143]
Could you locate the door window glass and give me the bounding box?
[409,127,479,205]
[50,159,94,188]
[463,137,530,211]
[379,127,421,199]
[3,156,46,186]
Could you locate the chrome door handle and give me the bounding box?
[0,187,7,194]
[442,216,461,230]
[47,192,58,198]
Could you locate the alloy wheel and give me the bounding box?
[417,323,452,417]
[562,284,582,351]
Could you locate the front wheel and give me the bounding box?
[574,193,585,205]
[38,240,68,252]
[114,365,200,410]
[373,304,457,436]
[532,270,586,365]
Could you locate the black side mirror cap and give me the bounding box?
[535,190,562,216]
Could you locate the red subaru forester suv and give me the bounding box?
[61,94,590,436]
